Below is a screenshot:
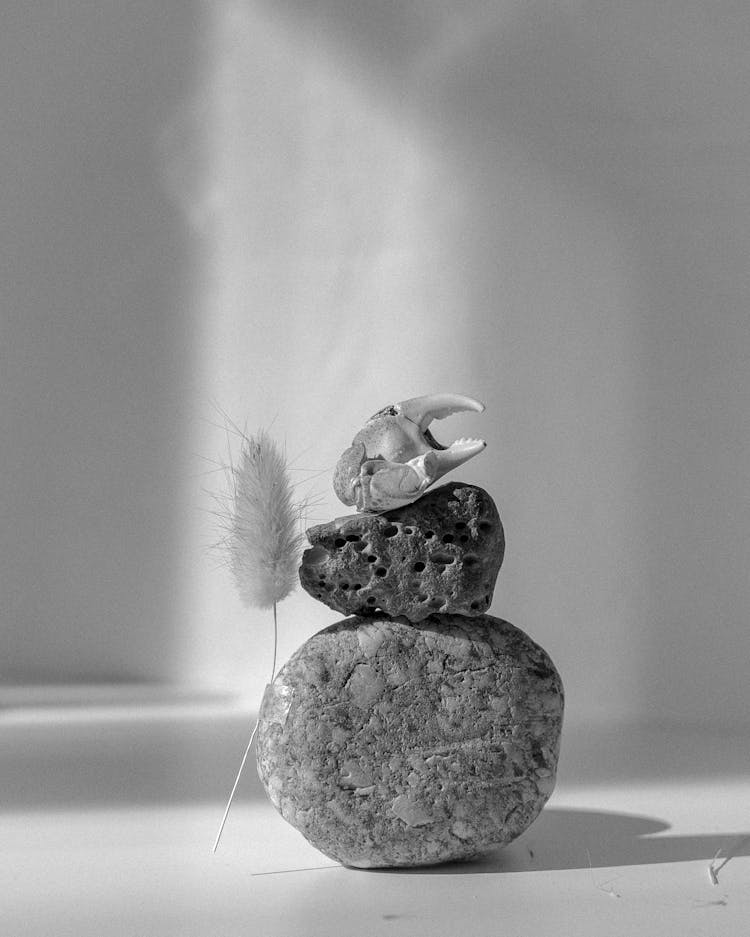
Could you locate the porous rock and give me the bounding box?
[256,613,564,868]
[299,483,504,621]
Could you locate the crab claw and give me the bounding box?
[399,393,485,426]
[333,393,487,512]
[398,394,486,471]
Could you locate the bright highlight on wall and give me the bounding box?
[179,0,483,696]
[179,1,750,731]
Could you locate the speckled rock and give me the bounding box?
[256,613,564,868]
[299,483,504,621]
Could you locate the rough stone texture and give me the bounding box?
[256,613,564,868]
[299,483,504,621]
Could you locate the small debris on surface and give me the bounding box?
[586,848,622,899]
[707,835,750,886]
[692,896,729,908]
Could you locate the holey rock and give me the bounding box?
[256,614,563,869]
[299,484,504,621]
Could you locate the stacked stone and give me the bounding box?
[255,482,564,869]
[299,483,504,621]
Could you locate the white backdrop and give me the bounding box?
[180,0,750,728]
[4,1,750,730]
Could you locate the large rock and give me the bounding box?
[299,483,504,621]
[256,613,564,868]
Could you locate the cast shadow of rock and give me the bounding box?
[399,808,750,875]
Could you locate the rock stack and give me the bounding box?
[255,396,564,868]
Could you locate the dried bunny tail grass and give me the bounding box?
[227,429,306,609]
[212,424,312,854]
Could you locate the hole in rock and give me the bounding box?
[352,583,362,590]
[442,534,454,544]
[383,525,399,538]
[340,583,349,590]
[432,553,454,566]
[425,531,435,539]
[417,594,428,603]
[478,522,493,534]
[470,601,480,610]
[334,538,346,548]
[413,561,426,572]
[454,522,467,531]
[304,545,330,565]
[375,567,388,577]
[464,555,478,567]
[404,527,414,535]
[345,534,361,542]
[367,597,377,605]
[367,555,377,563]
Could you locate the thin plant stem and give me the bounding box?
[271,601,278,680]
[212,721,259,854]
[212,603,279,854]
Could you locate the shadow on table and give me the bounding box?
[556,722,750,786]
[396,808,750,875]
[2,711,748,811]
[0,709,268,811]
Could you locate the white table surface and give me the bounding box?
[2,700,748,937]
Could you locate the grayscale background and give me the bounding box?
[3,0,750,733]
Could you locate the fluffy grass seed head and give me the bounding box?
[225,429,306,609]
[211,425,312,854]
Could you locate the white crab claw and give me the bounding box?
[432,438,486,473]
[399,393,485,430]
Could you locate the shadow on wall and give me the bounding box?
[0,3,204,683]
